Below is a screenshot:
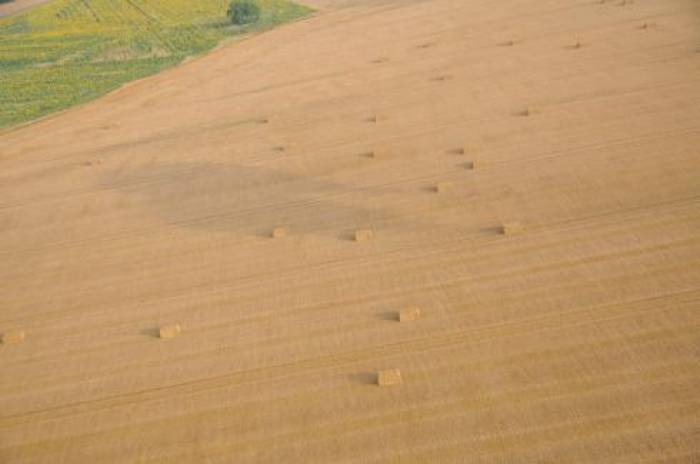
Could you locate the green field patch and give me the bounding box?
[0,0,313,128]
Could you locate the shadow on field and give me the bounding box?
[348,372,379,386]
[98,161,461,240]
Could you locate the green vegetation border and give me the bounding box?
[0,0,313,129]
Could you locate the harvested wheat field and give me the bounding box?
[1,0,700,462]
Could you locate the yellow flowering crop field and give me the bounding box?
[0,0,312,128]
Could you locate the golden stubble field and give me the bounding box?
[0,0,51,17]
[1,0,699,462]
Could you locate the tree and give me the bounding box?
[228,0,261,25]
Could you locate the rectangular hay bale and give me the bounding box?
[159,324,182,339]
[399,307,421,322]
[354,229,374,242]
[1,330,26,345]
[377,368,403,387]
[435,182,452,193]
[501,222,525,235]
